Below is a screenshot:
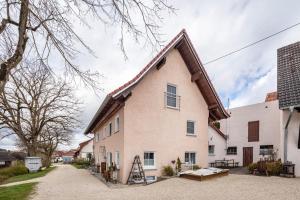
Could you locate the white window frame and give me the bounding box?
[166,83,178,109]
[186,120,196,135]
[208,145,215,156]
[184,152,196,165]
[115,115,120,133]
[106,152,112,167]
[143,151,156,170]
[115,151,120,169]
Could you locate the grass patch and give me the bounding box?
[2,167,56,184]
[0,182,37,200]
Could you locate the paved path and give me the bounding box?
[31,164,300,200]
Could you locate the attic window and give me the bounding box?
[165,84,180,109]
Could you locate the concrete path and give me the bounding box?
[0,178,42,187]
[30,164,300,200]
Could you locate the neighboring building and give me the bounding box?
[0,149,26,168]
[219,94,281,167]
[208,124,227,163]
[75,139,93,160]
[0,150,15,168]
[214,41,300,176]
[277,41,300,176]
[62,150,76,164]
[84,30,229,183]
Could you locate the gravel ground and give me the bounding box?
[31,164,300,200]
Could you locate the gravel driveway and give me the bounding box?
[32,164,300,200]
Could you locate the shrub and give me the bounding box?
[192,165,201,170]
[73,158,90,166]
[0,164,28,177]
[162,165,175,176]
[175,157,182,173]
[247,163,257,173]
[266,161,282,176]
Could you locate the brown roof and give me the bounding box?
[84,29,229,135]
[75,139,93,155]
[277,41,300,109]
[265,91,278,102]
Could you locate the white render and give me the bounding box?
[79,140,93,159]
[219,100,281,166]
[208,126,227,163]
[215,98,300,177]
[280,110,300,176]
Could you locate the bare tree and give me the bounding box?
[0,0,175,91]
[0,62,81,156]
[38,125,72,167]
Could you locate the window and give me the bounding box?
[166,84,177,108]
[115,115,120,133]
[115,151,120,168]
[208,145,215,155]
[0,161,5,165]
[109,122,112,136]
[144,152,155,168]
[227,147,237,155]
[97,132,100,141]
[259,145,273,155]
[187,121,195,135]
[107,152,112,167]
[248,121,259,142]
[185,152,196,164]
[104,127,108,137]
[146,176,157,183]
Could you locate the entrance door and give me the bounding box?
[243,147,253,167]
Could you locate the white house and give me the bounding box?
[211,41,300,177]
[218,93,281,167]
[75,139,93,160]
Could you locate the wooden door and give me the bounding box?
[243,147,253,167]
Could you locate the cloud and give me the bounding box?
[3,0,300,150]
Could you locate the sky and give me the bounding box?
[1,0,300,150]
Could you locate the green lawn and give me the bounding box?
[2,167,56,184]
[0,182,37,200]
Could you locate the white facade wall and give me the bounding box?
[79,140,93,159]
[219,100,281,166]
[208,126,227,163]
[280,110,300,176]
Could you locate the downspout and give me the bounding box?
[284,106,294,163]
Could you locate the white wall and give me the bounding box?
[280,110,300,176]
[220,100,281,166]
[80,140,93,159]
[208,126,227,163]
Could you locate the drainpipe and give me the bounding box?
[284,106,294,163]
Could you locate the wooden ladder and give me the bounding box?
[127,155,147,185]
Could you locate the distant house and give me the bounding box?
[62,150,76,164]
[84,30,229,183]
[75,139,93,160]
[0,149,26,168]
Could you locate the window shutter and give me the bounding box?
[248,121,259,142]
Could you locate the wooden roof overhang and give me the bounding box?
[175,34,229,121]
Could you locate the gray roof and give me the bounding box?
[277,41,300,109]
[0,151,15,162]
